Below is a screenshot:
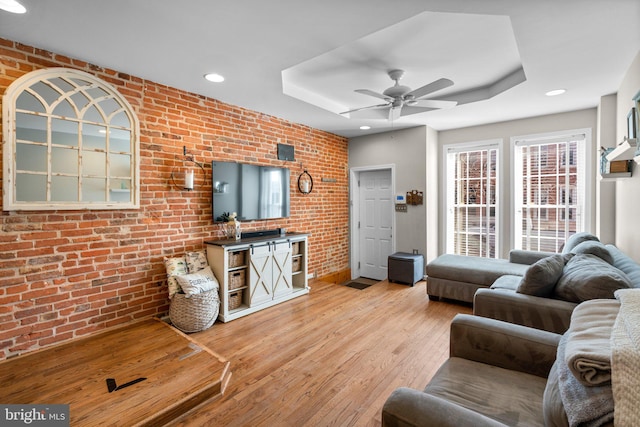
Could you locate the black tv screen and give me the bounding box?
[212,161,290,222]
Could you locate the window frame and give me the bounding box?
[511,129,593,252]
[3,68,140,211]
[443,139,502,258]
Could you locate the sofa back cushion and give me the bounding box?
[562,232,599,254]
[554,254,632,303]
[517,254,572,297]
[607,244,640,288]
[570,241,613,265]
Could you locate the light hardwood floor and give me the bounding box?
[169,279,471,427]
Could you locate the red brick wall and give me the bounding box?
[0,39,349,360]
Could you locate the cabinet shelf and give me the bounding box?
[229,304,249,314]
[601,172,632,180]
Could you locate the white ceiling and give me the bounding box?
[1,0,639,138]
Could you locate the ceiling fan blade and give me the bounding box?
[340,103,389,115]
[412,99,458,109]
[388,106,401,121]
[355,89,392,101]
[405,78,454,99]
[400,106,439,117]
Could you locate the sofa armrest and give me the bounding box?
[382,387,506,427]
[474,288,576,334]
[450,314,560,378]
[508,249,557,265]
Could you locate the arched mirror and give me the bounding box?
[3,68,140,210]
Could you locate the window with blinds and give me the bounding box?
[513,132,587,252]
[445,141,500,258]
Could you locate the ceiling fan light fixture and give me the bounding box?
[204,73,225,83]
[0,0,26,13]
[545,89,566,97]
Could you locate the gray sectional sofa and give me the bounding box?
[426,249,552,303]
[427,232,640,334]
[383,292,639,426]
[475,243,640,333]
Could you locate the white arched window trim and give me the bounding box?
[3,67,140,210]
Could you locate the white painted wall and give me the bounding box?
[349,126,430,258]
[614,51,640,260]
[437,109,598,258]
[596,94,617,244]
[426,126,439,262]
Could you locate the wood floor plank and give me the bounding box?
[169,279,471,427]
[0,319,231,426]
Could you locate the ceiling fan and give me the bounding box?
[341,69,457,121]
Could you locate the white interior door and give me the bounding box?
[358,169,393,280]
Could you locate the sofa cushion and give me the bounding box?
[570,241,613,265]
[554,254,632,303]
[426,254,530,286]
[517,254,572,297]
[491,275,522,290]
[425,357,547,426]
[607,244,640,288]
[562,232,599,254]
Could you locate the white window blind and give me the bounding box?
[513,133,587,252]
[445,141,500,258]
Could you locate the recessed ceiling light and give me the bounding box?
[204,73,225,83]
[0,0,26,13]
[360,126,371,130]
[545,89,566,97]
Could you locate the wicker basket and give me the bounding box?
[292,257,302,273]
[169,289,220,333]
[292,242,301,255]
[228,289,244,310]
[228,251,246,268]
[228,269,246,290]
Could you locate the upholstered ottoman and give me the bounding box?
[388,252,425,286]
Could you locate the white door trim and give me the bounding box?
[349,164,396,280]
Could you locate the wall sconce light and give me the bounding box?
[171,146,205,191]
[184,169,195,191]
[298,169,313,194]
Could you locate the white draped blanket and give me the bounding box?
[611,289,640,427]
[564,299,619,386]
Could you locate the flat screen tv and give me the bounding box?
[212,161,290,222]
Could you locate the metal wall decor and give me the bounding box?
[406,190,424,205]
[298,169,313,194]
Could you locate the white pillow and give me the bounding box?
[164,256,188,299]
[186,250,208,273]
[175,266,219,297]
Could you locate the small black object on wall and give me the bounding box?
[277,143,295,161]
[298,169,313,194]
